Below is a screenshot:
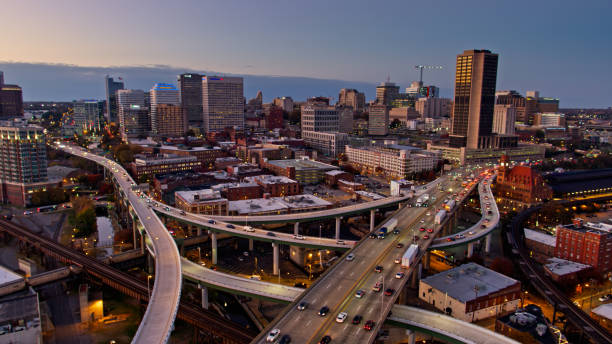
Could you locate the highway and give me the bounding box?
[430,173,500,249]
[252,173,476,344]
[54,143,182,344]
[387,304,520,344]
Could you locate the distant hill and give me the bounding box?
[0,62,383,103]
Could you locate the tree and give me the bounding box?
[69,196,97,237]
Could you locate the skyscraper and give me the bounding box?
[155,104,186,137]
[73,99,104,134]
[449,49,498,149]
[376,81,400,106]
[177,73,203,127]
[496,90,526,124]
[493,104,516,135]
[0,71,23,120]
[150,83,179,135]
[368,103,390,136]
[338,88,365,112]
[202,76,244,133]
[117,89,148,140]
[105,76,124,123]
[300,104,338,132]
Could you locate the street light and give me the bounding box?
[147,274,153,298]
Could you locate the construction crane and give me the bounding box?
[414,65,443,85]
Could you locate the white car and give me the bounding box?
[395,272,405,279]
[244,226,255,232]
[293,234,305,240]
[266,328,281,342]
[346,253,355,261]
[336,312,348,323]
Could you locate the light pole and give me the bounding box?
[147,274,153,298]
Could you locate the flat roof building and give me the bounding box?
[263,158,339,184]
[175,189,228,215]
[419,262,521,322]
[202,76,244,133]
[345,144,440,180]
[178,73,203,127]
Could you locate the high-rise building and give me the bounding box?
[273,96,294,113]
[532,112,565,127]
[73,100,104,134]
[105,76,124,123]
[415,98,452,118]
[493,104,516,135]
[0,72,23,120]
[376,81,400,106]
[117,89,148,140]
[177,73,203,127]
[337,106,354,133]
[202,76,244,133]
[554,218,612,276]
[0,121,50,206]
[368,103,390,136]
[338,88,365,112]
[496,90,526,123]
[265,105,284,130]
[150,83,179,135]
[449,49,499,149]
[524,90,560,125]
[155,104,186,137]
[301,104,338,132]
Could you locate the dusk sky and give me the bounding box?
[2,0,611,107]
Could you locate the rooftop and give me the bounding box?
[592,303,612,321]
[133,154,198,166]
[523,228,556,247]
[175,189,226,203]
[544,258,590,276]
[355,190,385,200]
[0,265,22,285]
[266,158,338,171]
[325,170,348,176]
[421,262,519,303]
[229,194,331,215]
[246,175,297,185]
[0,290,39,326]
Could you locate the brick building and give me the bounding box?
[554,218,612,277]
[175,189,228,215]
[245,175,300,197]
[211,182,263,201]
[495,155,552,209]
[325,170,353,186]
[139,144,227,171]
[130,154,200,180]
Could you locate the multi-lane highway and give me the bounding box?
[252,174,473,344]
[55,143,182,344]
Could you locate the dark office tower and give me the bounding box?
[177,73,203,127]
[105,76,125,123]
[496,90,526,124]
[375,81,400,106]
[0,71,23,120]
[449,50,498,149]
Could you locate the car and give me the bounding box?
[364,320,375,331]
[23,211,33,216]
[208,219,216,224]
[346,253,355,261]
[598,294,611,302]
[369,233,377,239]
[244,226,255,232]
[374,265,383,273]
[293,234,305,240]
[180,210,186,215]
[384,288,395,296]
[164,206,170,211]
[266,328,281,342]
[226,224,235,229]
[319,335,331,344]
[318,306,330,316]
[480,224,486,229]
[396,243,404,248]
[279,334,292,344]
[355,290,365,298]
[395,272,405,279]
[297,301,307,311]
[352,315,363,324]
[394,258,401,264]
[426,228,433,233]
[446,237,454,242]
[419,227,426,232]
[393,229,400,235]
[336,312,348,323]
[455,234,465,239]
[249,275,261,280]
[468,231,475,235]
[426,212,431,216]
[423,235,430,239]
[420,219,425,223]
[266,231,276,237]
[336,240,345,244]
[243,251,249,257]
[372,282,382,292]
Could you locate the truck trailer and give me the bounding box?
[434,209,446,225]
[401,244,419,269]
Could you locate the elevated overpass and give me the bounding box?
[55,143,182,344]
[387,305,519,344]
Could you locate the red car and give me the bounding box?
[419,227,426,232]
[426,228,433,233]
[364,320,375,331]
[396,243,404,248]
[423,235,430,239]
[384,288,395,296]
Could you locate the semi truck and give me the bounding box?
[435,209,446,225]
[444,199,456,211]
[377,227,388,239]
[401,244,419,269]
[415,193,430,207]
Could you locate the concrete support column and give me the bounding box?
[132,220,138,250]
[406,329,415,344]
[411,264,422,289]
[147,254,154,274]
[140,233,145,255]
[249,239,254,251]
[423,252,430,270]
[485,233,492,254]
[210,231,218,265]
[179,243,185,256]
[293,222,299,236]
[370,209,376,232]
[197,226,202,237]
[272,243,279,276]
[335,217,341,240]
[201,286,209,309]
[467,242,474,258]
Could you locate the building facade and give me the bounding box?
[493,104,517,135]
[368,103,390,136]
[415,97,452,118]
[202,76,244,133]
[177,73,203,127]
[154,104,186,137]
[345,145,440,179]
[300,104,339,132]
[495,155,552,209]
[73,99,104,134]
[450,50,499,149]
[0,72,23,120]
[150,83,180,135]
[246,175,300,197]
[175,189,228,215]
[301,131,349,157]
[105,76,124,123]
[554,218,612,277]
[338,88,365,112]
[376,81,399,106]
[130,154,200,180]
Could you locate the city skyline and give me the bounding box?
[1,0,611,107]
